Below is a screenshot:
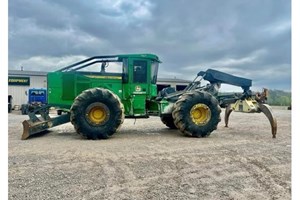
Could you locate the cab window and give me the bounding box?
[133,60,147,83]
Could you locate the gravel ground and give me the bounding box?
[8,107,291,200]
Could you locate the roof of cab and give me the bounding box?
[117,53,161,62]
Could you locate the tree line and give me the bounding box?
[266,89,291,106]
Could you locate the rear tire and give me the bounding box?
[160,115,177,129]
[172,91,221,137]
[70,88,124,139]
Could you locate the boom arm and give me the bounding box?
[198,69,252,92]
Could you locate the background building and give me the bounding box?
[8,70,47,107]
[8,70,190,108]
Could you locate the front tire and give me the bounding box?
[172,91,221,137]
[70,88,124,139]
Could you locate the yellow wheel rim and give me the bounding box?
[86,103,109,125]
[190,104,211,125]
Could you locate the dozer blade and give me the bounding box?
[258,103,277,138]
[22,113,70,140]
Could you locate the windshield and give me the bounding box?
[151,61,159,84]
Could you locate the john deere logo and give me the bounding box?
[135,85,142,92]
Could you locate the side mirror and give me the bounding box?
[25,91,28,96]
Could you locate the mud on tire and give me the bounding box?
[70,88,124,139]
[172,91,221,137]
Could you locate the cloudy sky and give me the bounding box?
[8,0,291,92]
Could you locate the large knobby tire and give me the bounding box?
[70,88,124,139]
[160,115,177,129]
[172,91,221,137]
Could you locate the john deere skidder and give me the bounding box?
[22,54,277,140]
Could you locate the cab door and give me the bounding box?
[123,58,150,116]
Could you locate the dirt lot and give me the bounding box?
[8,107,291,200]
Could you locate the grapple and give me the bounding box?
[224,89,277,138]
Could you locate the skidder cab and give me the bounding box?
[22,54,277,140]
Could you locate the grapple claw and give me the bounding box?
[258,103,277,138]
[225,105,233,127]
[223,99,277,138]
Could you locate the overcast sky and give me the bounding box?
[8,0,291,92]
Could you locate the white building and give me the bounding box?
[8,70,47,107]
